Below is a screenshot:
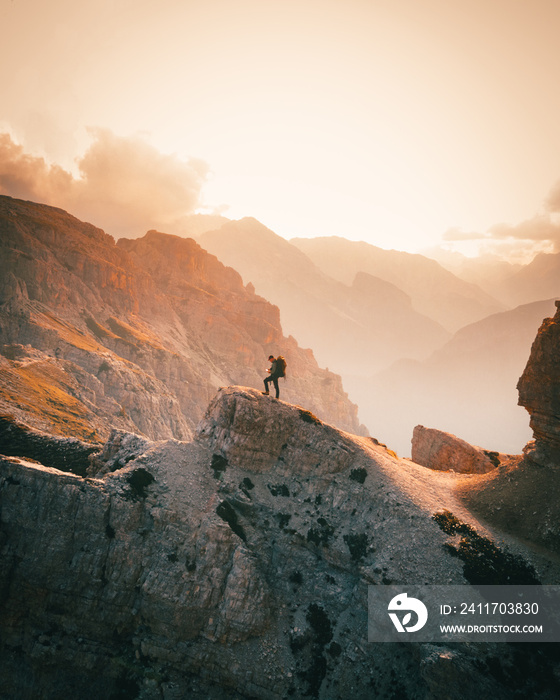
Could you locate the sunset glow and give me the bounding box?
[2,0,560,257]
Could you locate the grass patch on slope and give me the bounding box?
[0,360,95,440]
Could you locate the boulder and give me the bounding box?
[411,425,499,473]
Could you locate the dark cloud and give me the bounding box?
[0,129,209,238]
[545,179,560,214]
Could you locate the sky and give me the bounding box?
[2,0,560,261]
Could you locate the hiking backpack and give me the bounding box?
[276,355,287,377]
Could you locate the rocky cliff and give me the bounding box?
[0,195,364,441]
[1,387,559,699]
[517,300,560,466]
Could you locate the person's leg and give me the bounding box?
[273,376,279,398]
[263,376,271,394]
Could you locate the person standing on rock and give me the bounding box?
[263,354,286,398]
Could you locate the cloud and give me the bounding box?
[442,209,560,263]
[0,132,73,202]
[444,214,560,247]
[442,227,487,242]
[488,215,560,245]
[477,238,554,265]
[0,129,209,238]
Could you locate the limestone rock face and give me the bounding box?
[1,388,556,699]
[411,425,499,474]
[517,300,560,466]
[0,195,364,441]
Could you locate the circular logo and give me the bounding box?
[388,593,428,632]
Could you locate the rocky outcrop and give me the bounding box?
[1,388,557,699]
[517,299,560,466]
[198,386,360,475]
[411,425,500,474]
[0,195,365,441]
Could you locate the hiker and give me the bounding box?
[263,354,286,398]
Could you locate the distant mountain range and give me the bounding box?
[424,246,560,309]
[291,235,505,332]
[500,252,560,306]
[199,219,450,377]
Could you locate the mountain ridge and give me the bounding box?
[291,235,506,333]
